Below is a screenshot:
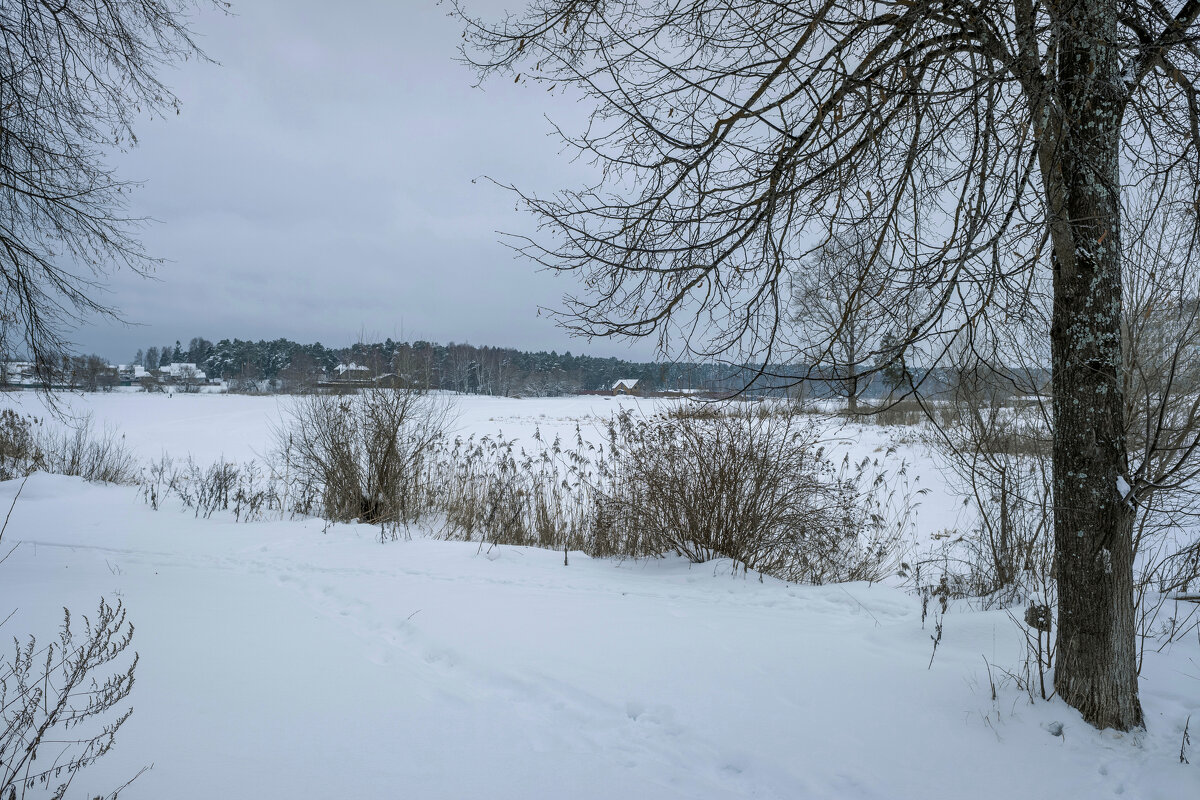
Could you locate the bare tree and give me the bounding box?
[1121,179,1200,521]
[932,327,1052,594]
[1,1,216,378]
[458,0,1200,730]
[278,350,322,392]
[1118,179,1200,661]
[143,347,160,373]
[790,231,885,412]
[175,364,202,392]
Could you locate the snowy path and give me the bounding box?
[1,474,1196,798]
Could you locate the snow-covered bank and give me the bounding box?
[2,472,1196,799]
[0,391,968,536]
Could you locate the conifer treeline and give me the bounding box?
[133,337,758,395]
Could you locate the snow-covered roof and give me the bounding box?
[1,362,37,383]
[335,363,371,375]
[612,379,640,390]
[161,363,206,380]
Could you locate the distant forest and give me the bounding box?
[128,337,805,396]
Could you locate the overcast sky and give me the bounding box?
[78,0,649,363]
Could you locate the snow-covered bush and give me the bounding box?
[595,407,913,583]
[275,388,454,524]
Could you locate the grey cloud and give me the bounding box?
[78,0,653,361]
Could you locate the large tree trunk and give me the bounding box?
[1045,0,1143,730]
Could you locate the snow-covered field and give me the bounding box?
[1,392,1196,798]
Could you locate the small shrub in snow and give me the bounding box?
[142,456,289,522]
[37,415,139,485]
[0,409,41,480]
[0,410,137,485]
[0,599,143,799]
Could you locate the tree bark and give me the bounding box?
[1046,0,1143,730]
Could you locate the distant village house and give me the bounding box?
[157,363,207,384]
[333,363,371,380]
[117,364,151,385]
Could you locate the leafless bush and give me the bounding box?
[36,415,138,485]
[141,456,292,522]
[0,410,42,480]
[0,410,137,485]
[595,407,914,583]
[1,599,143,799]
[1129,502,1200,672]
[275,388,453,524]
[927,420,1054,600]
